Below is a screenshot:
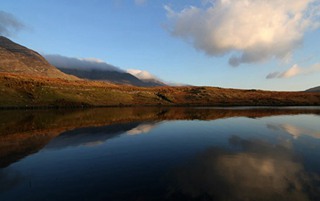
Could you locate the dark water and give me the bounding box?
[1,107,320,201]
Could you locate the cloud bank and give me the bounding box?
[165,0,320,66]
[44,54,122,72]
[0,11,25,36]
[266,63,320,79]
[127,69,158,80]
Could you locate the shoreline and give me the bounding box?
[1,104,320,110]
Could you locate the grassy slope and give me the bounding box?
[1,73,320,107]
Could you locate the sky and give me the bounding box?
[0,0,320,91]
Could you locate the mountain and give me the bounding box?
[126,69,167,86]
[0,36,163,86]
[306,86,320,92]
[43,54,165,87]
[0,36,77,80]
[57,68,164,87]
[0,37,319,108]
[138,78,166,86]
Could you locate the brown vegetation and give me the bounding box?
[0,73,320,108]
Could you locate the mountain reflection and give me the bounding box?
[44,122,143,149]
[0,107,320,168]
[167,136,320,201]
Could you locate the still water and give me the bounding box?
[0,107,320,201]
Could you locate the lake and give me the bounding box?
[1,107,320,201]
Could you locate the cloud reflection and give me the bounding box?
[167,136,319,201]
[267,123,320,139]
[126,122,160,135]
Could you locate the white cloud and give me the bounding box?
[44,54,122,72]
[266,63,320,79]
[127,69,157,80]
[165,0,320,66]
[0,11,25,36]
[79,58,105,63]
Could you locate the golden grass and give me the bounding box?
[0,73,320,107]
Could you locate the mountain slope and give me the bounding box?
[126,69,167,86]
[139,78,166,86]
[43,54,165,87]
[0,36,77,80]
[57,68,164,87]
[306,86,320,92]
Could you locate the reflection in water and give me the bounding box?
[4,107,318,168]
[44,122,142,149]
[168,136,320,201]
[0,107,320,201]
[0,168,24,193]
[267,123,320,139]
[126,122,160,135]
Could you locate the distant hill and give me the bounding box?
[126,69,167,87]
[138,78,166,87]
[57,68,165,87]
[0,36,77,80]
[306,86,320,92]
[44,54,165,87]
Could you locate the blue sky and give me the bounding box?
[1,0,319,90]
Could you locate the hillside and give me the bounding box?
[57,68,165,87]
[44,54,165,87]
[0,36,320,108]
[306,86,320,92]
[1,73,320,108]
[0,36,77,80]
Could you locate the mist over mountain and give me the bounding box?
[126,69,166,86]
[45,54,165,87]
[44,54,122,72]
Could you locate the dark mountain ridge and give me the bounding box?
[58,67,165,87]
[306,86,320,92]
